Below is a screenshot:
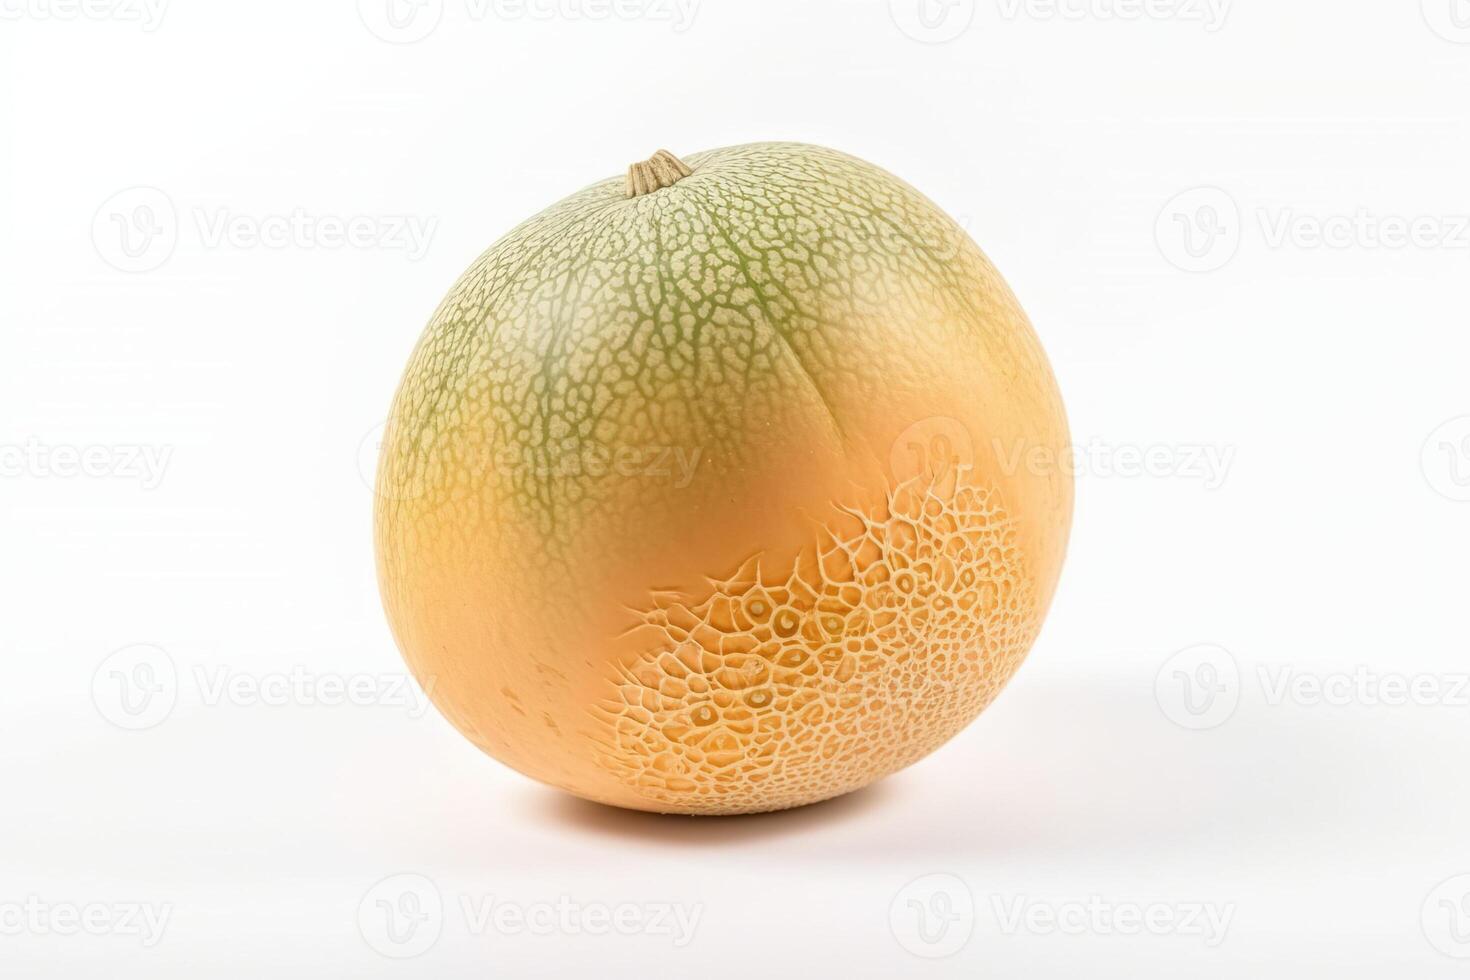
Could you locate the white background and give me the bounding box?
[3,1,1469,976]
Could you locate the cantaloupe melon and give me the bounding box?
[375,142,1071,815]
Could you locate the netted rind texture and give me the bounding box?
[595,468,1037,814]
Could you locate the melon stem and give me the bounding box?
[626,150,694,198]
